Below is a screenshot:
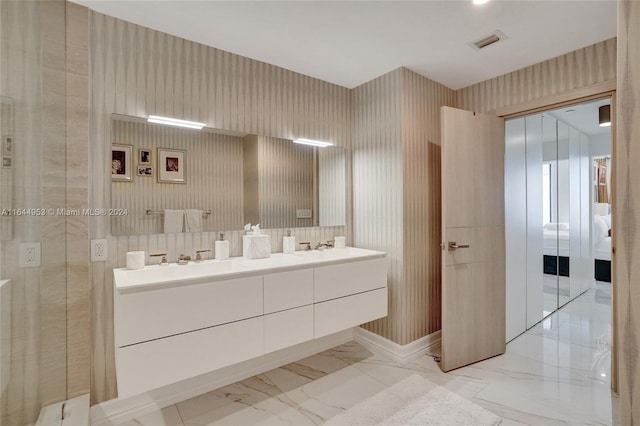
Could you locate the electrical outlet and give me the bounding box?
[19,243,41,268]
[91,239,108,262]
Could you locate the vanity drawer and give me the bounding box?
[264,305,313,353]
[264,269,313,314]
[314,287,388,338]
[314,258,387,303]
[116,316,264,398]
[114,275,263,347]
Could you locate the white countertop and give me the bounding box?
[113,247,387,293]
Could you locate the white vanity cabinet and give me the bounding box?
[113,247,387,398]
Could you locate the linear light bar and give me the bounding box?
[147,115,205,130]
[293,138,334,148]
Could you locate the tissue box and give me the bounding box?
[243,235,271,259]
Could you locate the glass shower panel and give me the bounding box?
[525,114,546,327]
[541,114,559,317]
[556,120,571,307]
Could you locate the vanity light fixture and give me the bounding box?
[147,115,206,130]
[473,0,490,5]
[293,138,334,148]
[598,105,611,127]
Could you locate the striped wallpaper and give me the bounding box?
[88,11,351,404]
[353,68,455,345]
[615,2,640,422]
[456,38,617,114]
[318,147,346,227]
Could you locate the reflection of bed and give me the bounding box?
[543,223,570,276]
[594,213,611,282]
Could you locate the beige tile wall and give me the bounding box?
[615,2,640,423]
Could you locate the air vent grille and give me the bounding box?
[470,30,507,50]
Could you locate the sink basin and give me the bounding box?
[115,260,250,290]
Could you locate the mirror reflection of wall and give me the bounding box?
[110,115,346,235]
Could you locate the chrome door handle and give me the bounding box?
[448,241,470,251]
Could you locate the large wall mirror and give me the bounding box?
[110,114,346,235]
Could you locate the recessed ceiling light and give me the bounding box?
[473,0,490,5]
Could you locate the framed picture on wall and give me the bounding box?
[111,144,133,181]
[137,166,153,176]
[157,148,186,183]
[139,148,151,165]
[3,136,12,156]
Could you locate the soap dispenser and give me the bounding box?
[215,232,229,260]
[283,230,296,254]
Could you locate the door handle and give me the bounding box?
[448,241,470,251]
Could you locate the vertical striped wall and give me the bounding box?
[257,136,314,229]
[456,38,617,114]
[89,12,351,404]
[353,69,405,342]
[616,2,640,423]
[353,68,455,345]
[401,69,454,341]
[110,119,245,235]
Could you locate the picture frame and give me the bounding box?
[137,166,153,176]
[139,148,151,165]
[157,148,186,184]
[111,144,133,181]
[2,157,11,168]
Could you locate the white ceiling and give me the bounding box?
[70,0,617,90]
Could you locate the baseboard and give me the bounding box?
[90,329,354,426]
[354,327,441,364]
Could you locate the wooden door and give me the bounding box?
[440,106,506,372]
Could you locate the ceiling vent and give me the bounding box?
[470,30,507,50]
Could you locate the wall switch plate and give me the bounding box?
[19,243,41,268]
[91,239,108,262]
[296,209,312,219]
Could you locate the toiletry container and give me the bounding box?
[283,230,296,254]
[126,251,145,269]
[215,233,229,260]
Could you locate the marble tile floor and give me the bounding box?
[117,282,617,426]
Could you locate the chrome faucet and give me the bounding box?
[314,242,329,250]
[150,253,168,266]
[299,242,312,251]
[195,249,210,262]
[177,254,190,265]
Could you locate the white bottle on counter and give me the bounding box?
[215,232,229,260]
[283,230,296,254]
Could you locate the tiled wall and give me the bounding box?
[615,2,640,422]
[88,11,352,404]
[0,2,89,425]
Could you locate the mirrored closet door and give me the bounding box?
[505,100,601,341]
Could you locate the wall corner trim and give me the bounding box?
[354,327,441,364]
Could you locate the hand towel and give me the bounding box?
[184,209,203,232]
[163,209,184,233]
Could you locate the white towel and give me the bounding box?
[184,209,203,232]
[163,209,184,233]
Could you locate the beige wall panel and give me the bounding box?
[89,12,350,404]
[616,2,640,423]
[456,39,616,114]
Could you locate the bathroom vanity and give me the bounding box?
[113,247,387,397]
